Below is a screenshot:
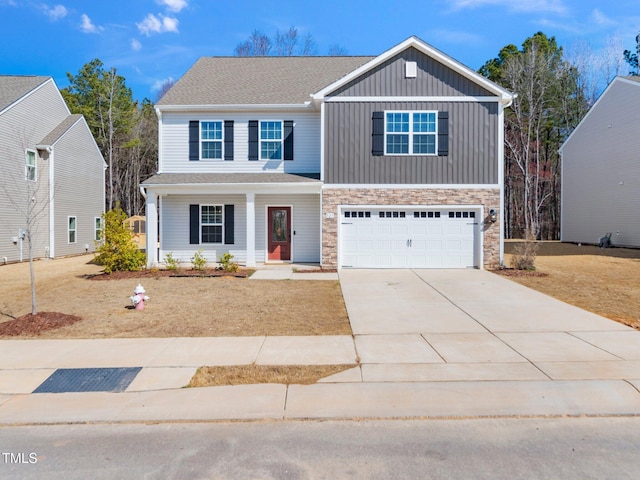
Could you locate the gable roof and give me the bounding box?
[158,36,514,110]
[37,114,83,147]
[157,56,373,107]
[559,76,640,153]
[312,36,514,104]
[0,75,51,114]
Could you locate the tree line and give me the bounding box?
[60,29,638,239]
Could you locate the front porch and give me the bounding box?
[142,173,322,268]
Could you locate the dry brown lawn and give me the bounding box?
[501,241,640,330]
[0,255,351,339]
[188,365,354,387]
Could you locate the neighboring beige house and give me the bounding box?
[0,75,106,263]
[560,76,640,247]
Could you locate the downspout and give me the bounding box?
[319,99,325,268]
[47,146,55,259]
[498,95,515,267]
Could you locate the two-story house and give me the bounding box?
[143,36,513,269]
[0,76,105,263]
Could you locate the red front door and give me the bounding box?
[267,207,291,261]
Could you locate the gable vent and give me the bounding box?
[405,61,417,78]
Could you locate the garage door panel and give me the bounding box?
[340,208,478,269]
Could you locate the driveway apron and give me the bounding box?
[339,268,639,383]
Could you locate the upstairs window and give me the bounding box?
[201,121,223,159]
[189,120,234,161]
[260,121,282,160]
[26,149,36,181]
[385,111,437,155]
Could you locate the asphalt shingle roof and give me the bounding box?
[142,172,321,186]
[38,114,83,146]
[0,75,50,113]
[157,56,374,106]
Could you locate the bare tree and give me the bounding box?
[566,35,625,106]
[0,135,52,315]
[156,78,176,102]
[235,30,272,56]
[328,44,349,56]
[275,27,298,56]
[235,27,316,56]
[480,32,589,240]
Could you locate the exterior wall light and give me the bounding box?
[489,209,498,223]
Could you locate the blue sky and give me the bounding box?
[1,0,638,102]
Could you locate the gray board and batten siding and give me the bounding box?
[324,47,500,185]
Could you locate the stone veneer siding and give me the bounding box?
[321,187,501,269]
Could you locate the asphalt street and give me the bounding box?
[2,417,640,479]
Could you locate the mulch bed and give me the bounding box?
[87,268,252,280]
[492,268,549,278]
[0,312,82,336]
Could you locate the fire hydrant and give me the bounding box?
[130,284,149,310]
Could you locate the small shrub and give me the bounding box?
[94,208,146,274]
[191,250,207,271]
[218,253,239,273]
[164,252,179,271]
[510,232,539,271]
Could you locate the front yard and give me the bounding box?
[501,241,640,330]
[0,255,350,339]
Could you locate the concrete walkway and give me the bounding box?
[1,268,640,424]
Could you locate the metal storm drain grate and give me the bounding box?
[33,367,142,394]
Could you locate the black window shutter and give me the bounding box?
[224,120,234,161]
[189,204,200,244]
[438,111,449,156]
[283,120,294,161]
[248,120,258,161]
[189,120,199,161]
[224,205,234,244]
[372,111,384,156]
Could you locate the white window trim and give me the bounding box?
[200,120,224,161]
[94,217,102,242]
[259,120,283,161]
[68,216,77,244]
[25,149,37,181]
[384,110,438,156]
[200,204,224,244]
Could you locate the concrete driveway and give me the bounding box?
[339,268,640,381]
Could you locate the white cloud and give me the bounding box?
[591,9,616,27]
[157,0,187,13]
[43,4,67,21]
[131,38,142,51]
[449,0,567,14]
[80,13,102,33]
[136,13,179,36]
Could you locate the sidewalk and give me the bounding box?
[1,331,640,423]
[1,268,640,424]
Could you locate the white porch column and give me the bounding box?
[246,192,256,267]
[145,190,158,267]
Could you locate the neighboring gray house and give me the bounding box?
[560,76,640,247]
[0,75,106,263]
[143,36,513,269]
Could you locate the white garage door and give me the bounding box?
[340,208,478,268]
